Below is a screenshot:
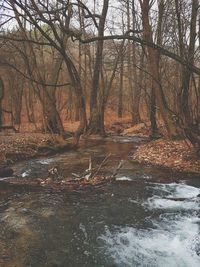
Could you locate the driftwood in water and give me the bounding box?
[6,154,124,192]
[71,154,124,183]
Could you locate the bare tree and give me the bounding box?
[0,77,4,129]
[139,0,178,138]
[88,0,109,134]
[2,0,87,141]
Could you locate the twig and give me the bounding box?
[72,173,81,178]
[85,156,92,180]
[91,153,112,179]
[110,160,124,179]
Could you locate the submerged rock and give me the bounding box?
[37,142,77,156]
[0,167,14,177]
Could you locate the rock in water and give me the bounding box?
[0,167,14,177]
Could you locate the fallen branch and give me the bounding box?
[110,160,124,179]
[71,154,112,181]
[91,153,111,179]
[4,156,126,193]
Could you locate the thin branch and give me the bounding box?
[75,34,200,75]
[91,153,111,179]
[0,60,72,88]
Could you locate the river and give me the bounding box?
[0,136,200,267]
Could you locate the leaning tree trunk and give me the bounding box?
[63,55,87,144]
[43,52,65,135]
[42,86,65,135]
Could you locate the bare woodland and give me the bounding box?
[0,0,200,151]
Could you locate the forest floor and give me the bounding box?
[132,139,200,174]
[0,120,200,175]
[0,133,75,169]
[118,121,200,175]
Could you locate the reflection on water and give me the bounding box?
[0,137,200,267]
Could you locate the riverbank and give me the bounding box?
[0,133,75,170]
[1,126,200,177]
[133,139,200,175]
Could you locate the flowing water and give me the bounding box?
[0,136,200,267]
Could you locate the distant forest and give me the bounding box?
[0,0,200,150]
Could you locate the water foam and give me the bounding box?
[37,158,55,165]
[21,169,31,177]
[99,215,200,267]
[168,183,200,198]
[116,176,132,181]
[99,183,200,266]
[147,197,199,210]
[146,183,200,210]
[150,183,200,198]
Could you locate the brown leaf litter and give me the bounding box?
[133,139,200,174]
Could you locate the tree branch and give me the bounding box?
[0,60,72,88]
[76,34,200,75]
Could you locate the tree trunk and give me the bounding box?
[132,50,143,124]
[25,87,35,123]
[45,53,65,135]
[140,0,177,138]
[118,41,125,118]
[150,86,159,138]
[131,0,141,124]
[63,55,87,143]
[180,0,198,124]
[42,86,64,135]
[12,79,23,125]
[88,0,109,134]
[175,0,200,150]
[0,77,4,130]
